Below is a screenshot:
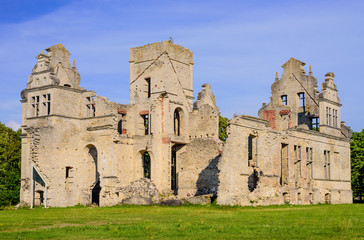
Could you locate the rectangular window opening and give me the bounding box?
[32,95,40,117]
[311,117,319,131]
[248,135,257,167]
[281,95,287,105]
[324,150,330,180]
[86,96,96,117]
[145,78,151,98]
[298,92,305,109]
[281,143,289,185]
[306,147,313,180]
[143,114,149,135]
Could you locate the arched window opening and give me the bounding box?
[86,144,100,205]
[174,109,181,136]
[117,120,122,134]
[143,152,151,179]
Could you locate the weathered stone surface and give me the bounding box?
[185,194,213,205]
[19,41,352,208]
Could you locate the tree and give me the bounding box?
[351,130,364,201]
[0,122,21,206]
[219,115,228,142]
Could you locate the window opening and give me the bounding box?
[281,144,289,185]
[281,95,287,105]
[298,92,305,109]
[324,150,330,180]
[333,109,338,128]
[42,94,51,115]
[248,135,257,167]
[174,109,180,136]
[171,147,177,191]
[329,108,332,126]
[294,145,301,187]
[66,166,72,179]
[32,95,40,117]
[145,78,151,98]
[117,120,123,134]
[306,147,313,180]
[142,114,149,135]
[143,152,151,179]
[35,190,44,206]
[86,96,96,117]
[311,117,319,131]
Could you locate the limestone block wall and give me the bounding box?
[177,139,222,198]
[217,115,352,206]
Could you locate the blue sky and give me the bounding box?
[0,0,363,132]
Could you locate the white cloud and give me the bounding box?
[6,120,21,131]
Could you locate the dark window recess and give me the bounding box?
[174,109,180,136]
[171,147,177,191]
[143,114,149,135]
[281,95,287,105]
[117,120,122,134]
[298,92,305,108]
[248,136,253,160]
[66,166,72,178]
[311,117,319,131]
[145,78,151,98]
[143,152,151,179]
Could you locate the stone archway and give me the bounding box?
[85,144,101,205]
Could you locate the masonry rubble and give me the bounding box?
[19,41,352,207]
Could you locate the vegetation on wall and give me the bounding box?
[351,129,364,201]
[218,115,228,142]
[0,122,21,206]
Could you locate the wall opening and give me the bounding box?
[142,114,149,135]
[174,109,181,136]
[298,92,305,110]
[325,193,331,204]
[117,120,122,134]
[281,95,287,105]
[283,192,290,204]
[248,135,257,167]
[35,190,44,206]
[281,143,289,185]
[142,151,151,179]
[171,146,178,193]
[145,78,151,98]
[309,192,314,204]
[294,145,301,188]
[306,147,313,180]
[248,169,259,192]
[87,145,100,205]
[324,150,331,180]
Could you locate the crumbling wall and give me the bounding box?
[177,139,222,198]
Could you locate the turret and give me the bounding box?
[27,44,80,89]
[318,72,342,136]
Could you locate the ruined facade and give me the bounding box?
[20,41,352,207]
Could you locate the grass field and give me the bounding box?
[0,204,362,239]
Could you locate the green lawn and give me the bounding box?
[0,204,362,239]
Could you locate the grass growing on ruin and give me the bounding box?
[0,204,362,239]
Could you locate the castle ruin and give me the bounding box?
[19,41,352,207]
